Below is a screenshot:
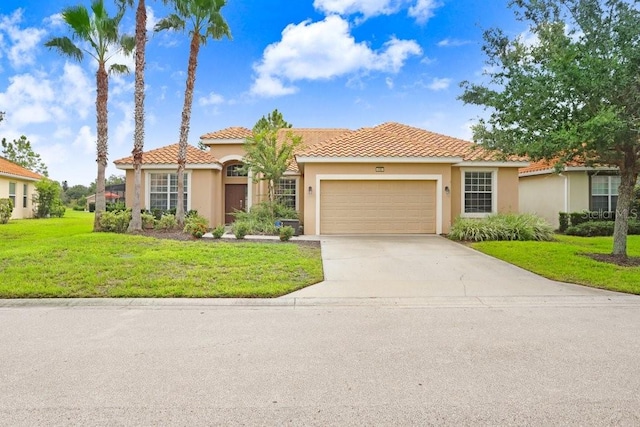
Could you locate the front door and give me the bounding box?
[225,184,247,224]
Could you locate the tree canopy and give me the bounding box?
[460,0,640,257]
[242,109,301,206]
[1,135,49,177]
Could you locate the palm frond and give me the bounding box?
[109,63,131,75]
[120,35,136,55]
[44,37,83,61]
[61,6,92,40]
[155,14,185,32]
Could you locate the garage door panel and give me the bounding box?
[320,180,436,234]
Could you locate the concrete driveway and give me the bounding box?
[287,235,612,298]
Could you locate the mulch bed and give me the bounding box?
[136,229,321,248]
[583,253,640,267]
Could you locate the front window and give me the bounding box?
[591,175,620,211]
[23,184,28,208]
[149,173,188,211]
[8,182,16,207]
[226,163,247,177]
[275,178,297,210]
[464,171,493,214]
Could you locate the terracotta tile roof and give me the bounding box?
[519,158,607,175]
[113,144,218,165]
[0,156,43,180]
[285,128,352,173]
[296,122,506,161]
[200,127,253,140]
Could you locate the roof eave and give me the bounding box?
[200,138,246,145]
[456,161,530,168]
[295,156,465,164]
[115,163,222,171]
[0,171,41,181]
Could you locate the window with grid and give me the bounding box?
[464,171,493,214]
[8,182,16,207]
[275,178,296,209]
[591,175,620,211]
[23,184,28,208]
[226,163,247,177]
[149,173,188,211]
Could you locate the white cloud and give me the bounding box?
[113,101,134,147]
[44,13,64,29]
[427,77,451,91]
[313,0,403,20]
[60,62,93,119]
[408,0,441,24]
[198,92,225,106]
[437,38,473,47]
[251,16,421,97]
[0,9,47,68]
[0,73,56,126]
[73,125,96,155]
[146,6,158,32]
[385,77,394,89]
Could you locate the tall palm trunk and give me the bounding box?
[94,63,109,231]
[128,0,147,232]
[175,31,200,226]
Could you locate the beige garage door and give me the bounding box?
[320,180,436,234]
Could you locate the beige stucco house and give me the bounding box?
[0,156,42,219]
[519,160,621,228]
[114,122,527,235]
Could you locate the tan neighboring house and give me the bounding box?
[0,156,42,219]
[519,160,622,228]
[114,122,527,235]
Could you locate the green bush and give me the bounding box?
[72,205,85,211]
[141,212,155,229]
[157,213,178,231]
[279,225,295,241]
[449,213,555,242]
[106,201,126,212]
[232,221,249,239]
[99,210,132,233]
[212,224,226,239]
[232,201,298,234]
[565,219,640,237]
[33,178,64,218]
[558,212,569,233]
[183,214,209,238]
[0,198,13,224]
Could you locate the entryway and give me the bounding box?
[225,184,247,224]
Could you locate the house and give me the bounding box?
[114,122,527,235]
[519,160,622,228]
[86,190,124,211]
[0,156,42,219]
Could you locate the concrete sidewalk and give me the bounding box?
[286,235,619,298]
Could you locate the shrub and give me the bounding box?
[232,221,249,239]
[449,213,555,242]
[565,219,640,237]
[33,178,64,218]
[106,201,126,212]
[72,205,85,211]
[279,225,295,241]
[232,201,298,234]
[212,224,226,239]
[558,212,569,233]
[183,214,209,238]
[0,198,13,224]
[99,210,132,233]
[141,212,155,229]
[157,213,178,231]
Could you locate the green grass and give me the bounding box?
[471,235,640,294]
[0,211,323,298]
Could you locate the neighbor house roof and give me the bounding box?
[296,122,512,162]
[113,144,219,167]
[0,156,43,181]
[519,158,616,176]
[201,127,253,140]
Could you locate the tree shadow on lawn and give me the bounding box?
[583,253,640,267]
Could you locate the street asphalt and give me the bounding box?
[1,236,639,426]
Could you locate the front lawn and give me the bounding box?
[471,235,640,295]
[0,211,323,298]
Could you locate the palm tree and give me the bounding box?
[155,0,231,226]
[45,0,134,231]
[125,0,148,232]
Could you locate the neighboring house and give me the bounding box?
[519,160,622,228]
[114,122,527,235]
[0,156,42,219]
[86,190,125,210]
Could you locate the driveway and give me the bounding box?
[287,235,613,298]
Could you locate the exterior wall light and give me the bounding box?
[445,186,450,195]
[308,186,312,195]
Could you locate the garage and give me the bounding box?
[319,180,436,234]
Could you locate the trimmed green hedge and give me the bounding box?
[565,220,640,237]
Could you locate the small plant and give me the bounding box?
[279,225,294,241]
[0,198,13,224]
[99,210,132,233]
[183,214,209,238]
[141,212,155,229]
[232,221,249,239]
[449,213,554,242]
[157,213,178,231]
[212,224,226,239]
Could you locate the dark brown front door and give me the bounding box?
[225,184,247,223]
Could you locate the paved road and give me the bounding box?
[287,236,612,298]
[1,298,640,425]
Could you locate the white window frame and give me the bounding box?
[8,182,16,207]
[460,168,498,218]
[275,177,299,211]
[590,175,620,211]
[22,184,28,208]
[145,171,191,212]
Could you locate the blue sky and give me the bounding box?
[0,0,527,186]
